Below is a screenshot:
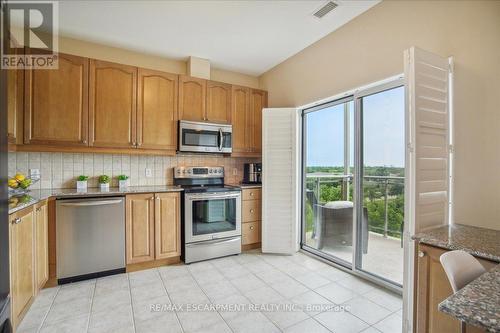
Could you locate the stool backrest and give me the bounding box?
[440,250,486,293]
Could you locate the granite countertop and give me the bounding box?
[439,265,500,332]
[413,224,500,262]
[228,183,262,189]
[8,186,183,214]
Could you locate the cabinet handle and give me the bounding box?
[250,192,254,196]
[12,218,21,225]
[82,140,87,144]
[150,197,154,201]
[418,251,426,258]
[250,209,254,213]
[36,207,41,212]
[137,142,142,147]
[132,142,137,146]
[156,196,160,201]
[249,226,254,230]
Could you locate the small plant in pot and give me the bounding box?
[98,175,110,191]
[76,175,89,191]
[117,175,129,189]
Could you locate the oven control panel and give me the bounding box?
[174,166,224,178]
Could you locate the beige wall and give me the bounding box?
[259,1,500,230]
[59,36,260,88]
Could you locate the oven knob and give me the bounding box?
[209,169,212,173]
[188,169,192,174]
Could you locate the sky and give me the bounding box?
[306,86,405,168]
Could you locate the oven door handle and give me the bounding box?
[186,194,241,201]
[218,128,224,151]
[187,237,240,246]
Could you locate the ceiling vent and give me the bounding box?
[313,1,338,19]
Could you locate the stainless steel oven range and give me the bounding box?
[174,166,241,263]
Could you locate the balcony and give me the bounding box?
[304,173,404,285]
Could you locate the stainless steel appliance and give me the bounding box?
[243,163,262,184]
[56,197,125,284]
[174,166,241,263]
[178,120,232,153]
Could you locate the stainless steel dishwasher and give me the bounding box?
[56,196,125,284]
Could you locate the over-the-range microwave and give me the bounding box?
[178,120,232,153]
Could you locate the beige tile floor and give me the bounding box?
[17,251,402,333]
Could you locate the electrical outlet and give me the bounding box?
[29,169,41,180]
[232,168,238,176]
[145,168,152,178]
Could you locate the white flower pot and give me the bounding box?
[119,179,128,189]
[76,181,88,191]
[100,183,110,191]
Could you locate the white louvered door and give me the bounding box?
[262,108,300,254]
[403,46,453,333]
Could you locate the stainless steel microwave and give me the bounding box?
[179,120,232,153]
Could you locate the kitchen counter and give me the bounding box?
[413,224,500,262]
[229,183,262,189]
[439,265,500,332]
[8,186,183,214]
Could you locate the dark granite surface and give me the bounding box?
[439,265,500,332]
[413,224,500,262]
[8,186,183,214]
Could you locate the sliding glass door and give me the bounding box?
[302,98,354,267]
[301,80,405,287]
[356,85,405,286]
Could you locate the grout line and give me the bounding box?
[85,279,97,333]
[156,268,185,333]
[35,285,61,333]
[126,272,138,333]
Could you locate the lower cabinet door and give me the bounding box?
[35,201,49,290]
[126,194,155,264]
[155,192,181,259]
[9,208,35,328]
[242,221,260,245]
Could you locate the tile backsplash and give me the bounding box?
[8,152,259,189]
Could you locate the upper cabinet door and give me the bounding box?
[250,89,268,153]
[178,75,206,122]
[89,60,137,148]
[7,66,23,145]
[231,85,250,153]
[206,81,231,124]
[24,53,89,146]
[137,68,178,151]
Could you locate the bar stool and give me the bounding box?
[440,250,486,332]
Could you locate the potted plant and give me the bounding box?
[117,175,129,189]
[76,175,89,190]
[98,175,110,191]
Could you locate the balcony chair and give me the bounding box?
[306,190,368,253]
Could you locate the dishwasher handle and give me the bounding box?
[58,199,123,207]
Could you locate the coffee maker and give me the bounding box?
[243,163,262,184]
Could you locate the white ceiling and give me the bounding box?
[53,0,379,76]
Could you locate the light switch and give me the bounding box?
[29,169,41,180]
[145,168,152,178]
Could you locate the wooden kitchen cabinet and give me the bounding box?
[178,75,206,122]
[155,193,181,259]
[89,59,137,148]
[231,85,251,154]
[24,53,89,147]
[206,81,232,124]
[7,64,23,146]
[137,68,178,152]
[416,243,496,333]
[9,207,35,329]
[126,192,181,265]
[241,188,262,248]
[126,194,155,264]
[249,89,267,153]
[34,201,49,291]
